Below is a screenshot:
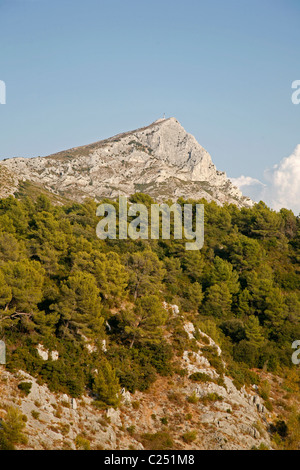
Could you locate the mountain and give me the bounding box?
[0,118,253,206]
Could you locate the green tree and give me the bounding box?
[0,232,22,263]
[56,271,103,338]
[203,282,232,318]
[182,281,204,312]
[0,269,12,308]
[245,315,265,346]
[93,252,128,304]
[237,288,253,316]
[1,259,44,314]
[125,250,165,299]
[220,319,246,343]
[209,256,240,295]
[122,295,168,348]
[181,251,205,283]
[0,407,28,450]
[263,287,287,338]
[92,359,120,407]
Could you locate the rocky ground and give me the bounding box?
[0,321,276,451]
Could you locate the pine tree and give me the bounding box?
[0,407,28,450]
[57,271,103,338]
[203,282,232,318]
[93,251,129,304]
[245,315,265,346]
[122,295,168,348]
[92,359,120,407]
[125,250,166,299]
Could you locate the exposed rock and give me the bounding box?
[183,322,196,339]
[0,340,6,365]
[182,350,214,375]
[106,408,122,427]
[0,118,253,207]
[36,344,49,361]
[86,344,97,354]
[50,351,59,361]
[0,320,274,451]
[71,398,77,410]
[36,345,59,362]
[163,302,180,316]
[120,388,132,405]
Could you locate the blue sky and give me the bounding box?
[0,0,299,210]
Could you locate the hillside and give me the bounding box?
[0,118,252,207]
[0,194,299,450]
[0,322,276,451]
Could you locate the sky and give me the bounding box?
[0,0,299,213]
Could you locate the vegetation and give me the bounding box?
[140,431,174,450]
[17,382,32,395]
[0,407,28,450]
[182,430,197,444]
[0,193,299,425]
[75,434,91,450]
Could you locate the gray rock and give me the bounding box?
[0,118,253,208]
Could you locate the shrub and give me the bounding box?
[187,392,199,404]
[259,380,271,401]
[31,410,40,420]
[189,372,213,383]
[59,423,70,436]
[201,346,224,375]
[127,425,135,435]
[167,392,183,405]
[75,435,91,450]
[141,432,174,450]
[182,430,197,443]
[199,393,223,405]
[270,420,288,439]
[0,407,28,450]
[17,382,32,396]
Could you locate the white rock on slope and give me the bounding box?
[0,118,253,207]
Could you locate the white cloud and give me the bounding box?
[230,175,263,188]
[230,175,266,207]
[230,145,300,215]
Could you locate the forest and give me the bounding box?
[0,192,299,410]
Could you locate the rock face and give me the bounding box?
[0,118,253,207]
[0,166,19,199]
[0,320,273,451]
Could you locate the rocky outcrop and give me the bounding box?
[0,166,19,199]
[0,118,253,207]
[0,321,273,450]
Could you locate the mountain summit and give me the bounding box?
[0,118,252,206]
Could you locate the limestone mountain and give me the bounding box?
[0,118,252,206]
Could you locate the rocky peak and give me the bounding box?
[0,118,253,206]
[126,117,215,176]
